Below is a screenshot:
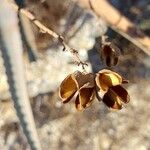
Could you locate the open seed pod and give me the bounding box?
[101,36,120,67]
[95,69,130,109]
[59,71,80,103]
[75,79,95,111]
[59,71,95,111]
[95,69,123,92]
[103,85,130,109]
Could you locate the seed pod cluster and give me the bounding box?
[59,69,130,111]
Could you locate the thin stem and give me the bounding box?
[8,0,88,70]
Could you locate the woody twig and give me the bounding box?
[8,0,88,70]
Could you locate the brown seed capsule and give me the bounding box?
[59,71,96,111]
[95,69,123,92]
[103,85,130,109]
[95,69,130,110]
[101,36,120,67]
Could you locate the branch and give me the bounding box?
[8,0,88,70]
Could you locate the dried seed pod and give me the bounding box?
[59,71,96,111]
[59,73,78,103]
[95,69,123,92]
[76,81,95,111]
[103,85,130,109]
[103,89,122,109]
[101,36,120,67]
[95,69,130,110]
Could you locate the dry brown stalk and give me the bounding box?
[8,0,88,70]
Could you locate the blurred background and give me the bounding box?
[0,0,150,149]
